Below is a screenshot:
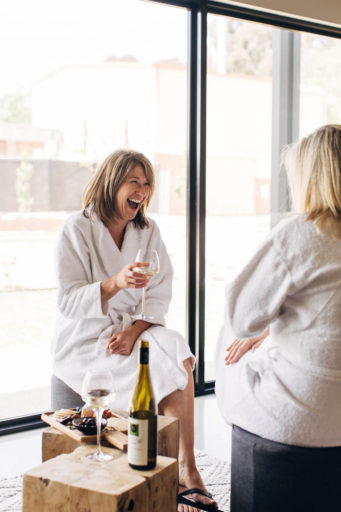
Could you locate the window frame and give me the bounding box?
[187,0,341,396]
[1,0,340,434]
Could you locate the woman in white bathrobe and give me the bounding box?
[215,124,341,448]
[52,149,218,512]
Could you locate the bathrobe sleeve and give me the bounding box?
[140,220,173,326]
[226,229,296,339]
[55,217,107,320]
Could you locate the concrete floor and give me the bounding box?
[0,394,231,479]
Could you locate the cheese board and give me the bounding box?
[41,410,128,451]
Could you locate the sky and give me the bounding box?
[0,0,188,95]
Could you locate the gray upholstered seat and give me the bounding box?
[231,425,341,512]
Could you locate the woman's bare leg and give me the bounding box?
[158,358,218,512]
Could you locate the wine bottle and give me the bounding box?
[128,339,157,470]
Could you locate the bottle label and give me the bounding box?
[128,417,148,466]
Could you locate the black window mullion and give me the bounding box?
[196,4,207,394]
[187,7,198,361]
[0,414,45,436]
[186,2,207,395]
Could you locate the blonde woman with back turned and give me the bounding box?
[215,124,341,447]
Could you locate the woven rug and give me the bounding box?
[0,451,230,512]
[194,451,231,511]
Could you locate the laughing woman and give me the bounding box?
[51,149,218,512]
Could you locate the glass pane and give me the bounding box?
[205,15,273,380]
[299,32,341,136]
[0,0,187,420]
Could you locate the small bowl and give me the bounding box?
[72,417,107,436]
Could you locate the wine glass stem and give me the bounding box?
[141,287,146,319]
[95,407,103,456]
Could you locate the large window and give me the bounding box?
[205,15,273,380]
[0,0,340,426]
[0,0,188,420]
[204,20,341,383]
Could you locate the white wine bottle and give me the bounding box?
[128,339,157,470]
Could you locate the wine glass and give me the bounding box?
[81,369,115,462]
[133,249,160,321]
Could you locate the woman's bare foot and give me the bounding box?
[178,461,218,512]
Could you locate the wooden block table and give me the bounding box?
[23,445,177,512]
[42,414,179,462]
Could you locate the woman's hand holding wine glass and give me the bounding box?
[81,369,115,462]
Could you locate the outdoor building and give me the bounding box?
[0,122,62,158]
[0,61,329,217]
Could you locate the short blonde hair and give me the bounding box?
[82,149,155,229]
[282,124,341,239]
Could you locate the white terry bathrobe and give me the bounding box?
[215,215,341,447]
[52,211,194,410]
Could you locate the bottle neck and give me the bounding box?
[136,364,149,383]
[139,346,149,365]
[130,344,155,413]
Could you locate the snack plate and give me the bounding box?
[41,411,128,451]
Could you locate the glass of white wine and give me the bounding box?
[133,249,160,321]
[81,369,115,462]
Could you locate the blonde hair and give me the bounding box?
[282,124,341,239]
[82,149,155,229]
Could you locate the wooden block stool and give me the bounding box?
[42,415,179,462]
[23,445,177,512]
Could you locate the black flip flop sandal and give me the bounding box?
[177,488,222,511]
